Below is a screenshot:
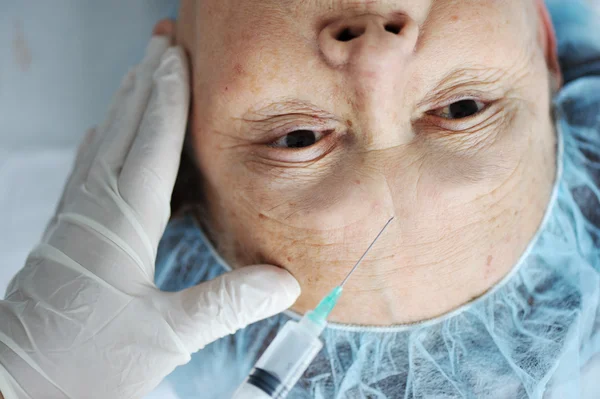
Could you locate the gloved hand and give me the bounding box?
[0,35,300,399]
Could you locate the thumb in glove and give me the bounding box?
[155,265,301,354]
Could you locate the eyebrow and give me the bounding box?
[241,98,339,122]
[242,67,509,124]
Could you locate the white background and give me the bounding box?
[0,1,178,397]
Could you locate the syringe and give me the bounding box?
[232,217,395,399]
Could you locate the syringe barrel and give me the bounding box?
[233,318,324,398]
[233,382,273,399]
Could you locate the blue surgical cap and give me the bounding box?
[153,1,600,398]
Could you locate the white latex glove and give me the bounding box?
[0,36,301,399]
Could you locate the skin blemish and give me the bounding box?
[258,213,267,220]
[484,255,494,278]
[354,180,361,185]
[451,15,459,22]
[234,63,245,75]
[287,256,293,262]
[346,119,353,128]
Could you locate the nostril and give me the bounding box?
[337,28,354,42]
[336,26,365,42]
[384,23,402,35]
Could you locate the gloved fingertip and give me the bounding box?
[155,46,189,82]
[272,267,302,305]
[159,46,185,66]
[226,265,301,309]
[144,35,171,64]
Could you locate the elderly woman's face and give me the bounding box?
[177,0,559,324]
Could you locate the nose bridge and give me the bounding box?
[352,17,399,68]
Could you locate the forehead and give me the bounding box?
[189,0,539,62]
[183,0,547,125]
[190,0,537,26]
[411,1,540,91]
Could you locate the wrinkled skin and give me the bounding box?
[170,0,560,325]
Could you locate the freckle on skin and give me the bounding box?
[346,119,353,127]
[287,256,293,262]
[258,213,267,220]
[486,255,493,266]
[355,180,361,185]
[451,15,459,21]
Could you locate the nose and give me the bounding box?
[318,13,419,70]
[318,13,420,148]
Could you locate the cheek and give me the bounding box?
[238,166,395,231]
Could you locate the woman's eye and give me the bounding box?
[432,99,486,120]
[270,130,325,149]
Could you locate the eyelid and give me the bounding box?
[416,66,507,107]
[249,116,340,144]
[416,76,506,112]
[268,129,327,149]
[419,100,502,132]
[266,123,331,142]
[255,128,341,163]
[428,99,487,119]
[420,91,495,112]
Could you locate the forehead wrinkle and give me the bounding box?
[499,44,549,107]
[417,38,546,109]
[439,67,506,87]
[292,0,393,13]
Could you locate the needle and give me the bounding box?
[339,216,395,287]
[308,216,395,324]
